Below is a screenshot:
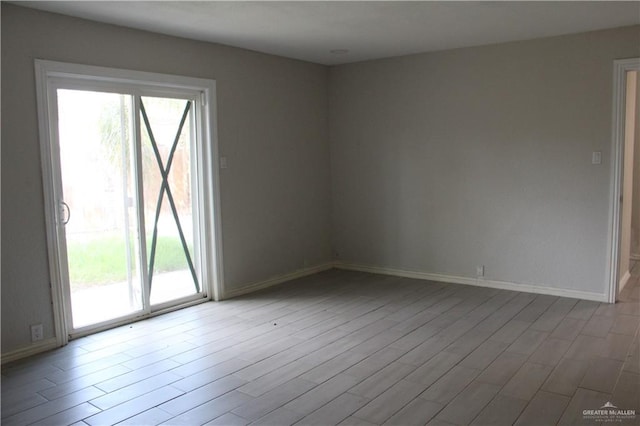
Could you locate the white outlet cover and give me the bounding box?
[30,324,44,342]
[592,151,602,165]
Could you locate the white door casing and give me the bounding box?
[607,57,640,303]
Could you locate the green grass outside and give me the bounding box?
[68,235,191,285]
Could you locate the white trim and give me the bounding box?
[630,254,640,261]
[34,60,68,347]
[202,82,225,302]
[1,338,58,365]
[222,263,334,299]
[35,60,216,94]
[607,57,640,303]
[334,262,608,302]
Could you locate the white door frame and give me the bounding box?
[606,57,640,303]
[35,59,224,345]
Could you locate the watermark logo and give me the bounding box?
[583,401,637,423]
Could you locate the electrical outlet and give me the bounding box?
[30,324,43,342]
[476,265,485,277]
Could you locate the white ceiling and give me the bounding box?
[14,1,640,65]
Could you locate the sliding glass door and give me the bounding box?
[40,65,218,338]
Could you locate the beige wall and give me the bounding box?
[1,4,332,353]
[329,25,640,295]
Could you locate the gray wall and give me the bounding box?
[3,2,640,356]
[329,26,640,295]
[1,4,332,353]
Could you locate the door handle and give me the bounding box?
[60,201,71,225]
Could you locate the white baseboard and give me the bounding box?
[334,262,608,302]
[1,338,58,365]
[2,260,609,363]
[619,270,632,294]
[222,262,334,299]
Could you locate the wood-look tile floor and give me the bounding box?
[2,268,639,425]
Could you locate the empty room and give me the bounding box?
[2,1,640,425]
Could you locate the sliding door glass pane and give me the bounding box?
[139,96,200,305]
[57,89,143,328]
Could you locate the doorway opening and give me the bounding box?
[36,61,223,343]
[608,58,640,303]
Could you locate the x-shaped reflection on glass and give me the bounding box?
[140,100,200,292]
